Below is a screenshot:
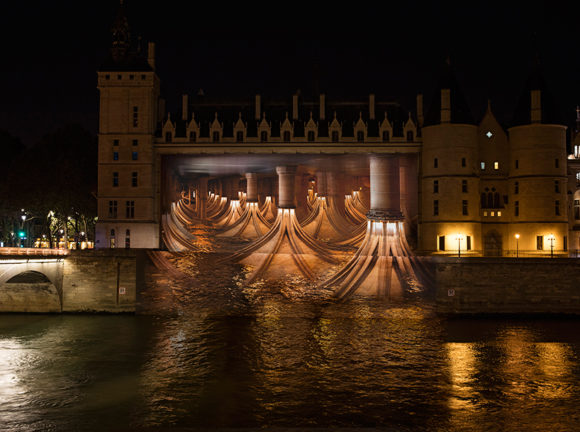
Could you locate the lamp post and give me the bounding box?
[20,212,27,248]
[515,233,520,258]
[548,234,555,258]
[456,234,464,258]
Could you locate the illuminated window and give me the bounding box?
[126,201,135,219]
[494,161,499,170]
[438,235,445,251]
[113,152,119,161]
[433,200,439,216]
[537,235,543,250]
[133,106,139,127]
[113,172,119,187]
[491,211,495,216]
[461,157,466,167]
[555,180,559,193]
[434,158,438,168]
[483,211,488,216]
[497,211,502,217]
[433,180,439,193]
[331,131,338,142]
[132,151,138,160]
[486,131,493,138]
[108,200,117,218]
[462,200,468,215]
[131,172,138,187]
[236,131,244,142]
[382,130,390,141]
[575,145,580,158]
[555,200,560,215]
[481,162,485,170]
[285,131,293,142]
[515,200,519,217]
[357,131,364,142]
[189,131,197,142]
[462,180,467,193]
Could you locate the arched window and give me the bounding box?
[493,192,500,208]
[487,193,494,208]
[481,193,486,208]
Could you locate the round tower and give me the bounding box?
[508,72,568,255]
[419,64,480,255]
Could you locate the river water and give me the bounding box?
[2,251,580,431]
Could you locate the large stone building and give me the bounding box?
[95,6,580,257]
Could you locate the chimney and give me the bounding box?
[292,93,299,120]
[319,94,326,120]
[255,94,261,120]
[182,94,188,121]
[416,93,424,127]
[441,89,451,123]
[147,42,155,70]
[531,90,541,123]
[369,94,375,120]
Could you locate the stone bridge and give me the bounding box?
[0,248,138,313]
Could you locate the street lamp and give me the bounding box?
[548,234,555,258]
[456,234,464,258]
[515,233,520,258]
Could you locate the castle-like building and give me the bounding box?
[95,6,580,257]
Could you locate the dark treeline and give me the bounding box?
[0,124,97,248]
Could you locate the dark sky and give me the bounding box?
[1,1,579,147]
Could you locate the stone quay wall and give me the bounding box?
[435,257,580,314]
[62,249,141,313]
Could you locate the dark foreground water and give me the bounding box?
[2,298,580,432]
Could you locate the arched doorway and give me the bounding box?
[484,230,503,257]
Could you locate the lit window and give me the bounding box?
[497,211,502,217]
[483,211,488,216]
[494,161,499,170]
[491,211,495,216]
[486,131,493,138]
[575,145,580,158]
[481,162,486,170]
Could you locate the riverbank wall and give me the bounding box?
[435,257,580,315]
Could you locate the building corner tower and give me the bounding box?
[95,3,161,248]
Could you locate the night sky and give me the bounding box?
[1,1,579,147]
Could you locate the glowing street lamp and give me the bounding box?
[456,234,464,258]
[547,234,555,258]
[515,233,520,258]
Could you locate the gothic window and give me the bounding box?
[515,159,519,169]
[307,131,315,142]
[555,158,559,168]
[113,152,119,161]
[493,192,500,208]
[108,200,117,218]
[284,131,292,142]
[357,131,364,142]
[126,201,135,219]
[494,161,499,170]
[261,131,268,142]
[213,131,220,142]
[382,130,390,141]
[406,131,414,141]
[555,180,560,193]
[189,131,197,142]
[481,193,486,208]
[165,132,172,142]
[236,131,244,142]
[514,181,519,194]
[481,162,486,170]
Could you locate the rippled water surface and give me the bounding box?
[2,252,580,431]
